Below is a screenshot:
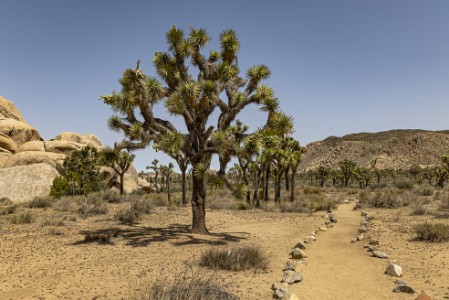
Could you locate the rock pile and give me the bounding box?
[0,96,142,202]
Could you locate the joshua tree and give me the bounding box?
[146,159,160,193]
[160,162,175,205]
[101,26,278,233]
[409,164,423,185]
[370,158,382,184]
[338,159,356,187]
[316,166,331,187]
[100,145,135,195]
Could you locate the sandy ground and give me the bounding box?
[1,196,448,299]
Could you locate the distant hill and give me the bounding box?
[299,129,449,171]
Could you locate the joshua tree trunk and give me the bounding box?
[274,168,282,202]
[181,166,187,206]
[263,163,270,202]
[191,166,208,234]
[290,166,298,202]
[253,169,261,207]
[285,166,290,191]
[119,172,125,195]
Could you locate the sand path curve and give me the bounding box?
[291,203,413,300]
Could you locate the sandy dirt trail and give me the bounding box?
[291,203,413,300]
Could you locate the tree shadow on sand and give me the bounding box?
[71,224,249,247]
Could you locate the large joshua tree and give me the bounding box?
[101,26,277,233]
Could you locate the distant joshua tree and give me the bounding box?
[338,159,356,187]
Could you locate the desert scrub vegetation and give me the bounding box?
[130,269,237,300]
[279,199,310,213]
[307,194,337,211]
[10,211,34,224]
[303,186,322,195]
[0,204,16,215]
[413,222,449,242]
[358,189,410,208]
[0,197,12,206]
[28,196,54,208]
[115,197,152,224]
[199,245,268,271]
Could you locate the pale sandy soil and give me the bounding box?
[1,195,448,300]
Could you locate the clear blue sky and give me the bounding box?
[2,1,449,171]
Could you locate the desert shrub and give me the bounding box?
[410,203,427,216]
[131,198,152,214]
[237,202,248,210]
[10,211,34,224]
[130,270,237,300]
[29,196,54,208]
[346,189,358,195]
[208,197,236,210]
[279,200,310,214]
[41,217,65,227]
[49,176,71,198]
[303,186,321,195]
[359,190,403,208]
[414,222,449,242]
[199,245,268,271]
[369,183,388,190]
[419,187,434,196]
[439,195,449,210]
[0,197,12,206]
[308,194,337,211]
[101,189,123,203]
[83,229,119,244]
[149,194,167,207]
[0,205,16,215]
[396,181,413,190]
[115,208,140,224]
[130,188,146,196]
[78,194,108,216]
[52,196,78,212]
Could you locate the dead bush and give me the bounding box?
[199,245,268,271]
[0,205,16,215]
[303,186,321,195]
[41,217,65,227]
[414,222,449,242]
[83,229,120,244]
[130,269,237,300]
[279,200,310,214]
[0,197,12,206]
[10,211,34,224]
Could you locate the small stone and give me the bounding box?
[327,223,334,228]
[282,270,303,284]
[368,239,379,245]
[290,248,307,259]
[351,238,357,243]
[367,245,377,252]
[363,244,369,248]
[330,216,338,223]
[359,225,368,233]
[319,226,327,232]
[304,236,316,243]
[395,279,407,286]
[298,258,307,266]
[361,210,368,216]
[360,220,368,226]
[372,250,389,259]
[344,199,349,204]
[283,260,297,271]
[415,291,431,300]
[385,263,403,277]
[357,234,364,241]
[366,215,374,221]
[325,220,331,226]
[393,284,415,294]
[293,241,306,250]
[271,282,289,290]
[273,286,291,299]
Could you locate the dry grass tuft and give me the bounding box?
[199,245,268,271]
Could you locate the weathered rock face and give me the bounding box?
[50,132,103,149]
[0,163,60,202]
[4,151,66,173]
[0,96,28,123]
[0,97,141,202]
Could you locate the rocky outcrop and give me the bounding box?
[300,129,449,171]
[0,163,60,202]
[0,96,140,202]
